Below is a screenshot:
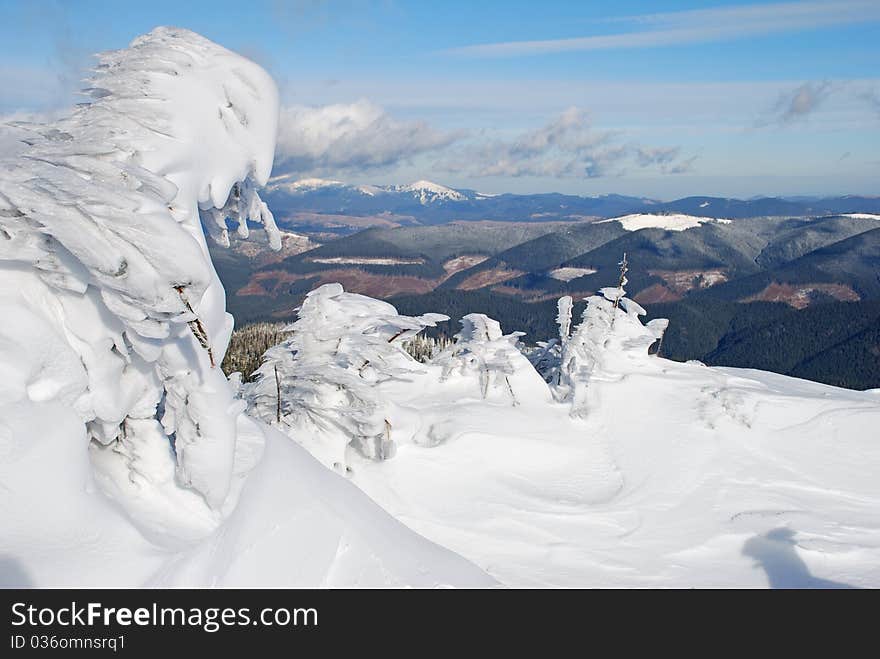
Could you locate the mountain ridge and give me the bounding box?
[263,177,880,232]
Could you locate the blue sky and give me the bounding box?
[1,0,878,199]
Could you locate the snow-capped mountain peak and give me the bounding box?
[265,177,466,203]
[267,176,346,193]
[397,180,466,204]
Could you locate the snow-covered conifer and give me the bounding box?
[404,333,453,363]
[244,283,447,461]
[552,259,668,417]
[557,295,574,341]
[434,313,551,406]
[527,295,573,384]
[221,321,291,381]
[0,27,281,513]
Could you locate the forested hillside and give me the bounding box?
[214,212,880,390]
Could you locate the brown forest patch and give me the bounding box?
[456,266,526,291]
[648,269,728,295]
[742,282,860,309]
[491,286,598,303]
[633,284,682,304]
[237,268,436,299]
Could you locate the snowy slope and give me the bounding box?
[0,28,492,588]
[0,403,492,587]
[263,286,880,588]
[601,213,732,231]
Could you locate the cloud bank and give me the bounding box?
[274,100,462,175]
[435,107,694,179]
[860,89,880,118]
[773,81,834,122]
[446,1,880,57]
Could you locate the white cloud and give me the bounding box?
[752,79,880,127]
[435,107,693,179]
[635,146,679,167]
[773,81,834,122]
[861,89,880,117]
[274,100,462,175]
[445,1,880,57]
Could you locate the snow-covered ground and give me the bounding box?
[548,266,597,281]
[840,213,880,220]
[348,361,880,587]
[260,286,880,589]
[0,405,492,587]
[601,213,732,232]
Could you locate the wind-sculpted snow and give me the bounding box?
[0,27,282,514]
[0,29,494,588]
[259,284,880,588]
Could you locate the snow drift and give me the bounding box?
[0,28,493,588]
[258,281,880,588]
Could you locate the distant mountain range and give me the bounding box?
[263,176,880,232]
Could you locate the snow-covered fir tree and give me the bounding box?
[403,333,453,363]
[433,313,552,406]
[553,257,668,417]
[526,295,573,384]
[244,283,447,461]
[221,321,291,381]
